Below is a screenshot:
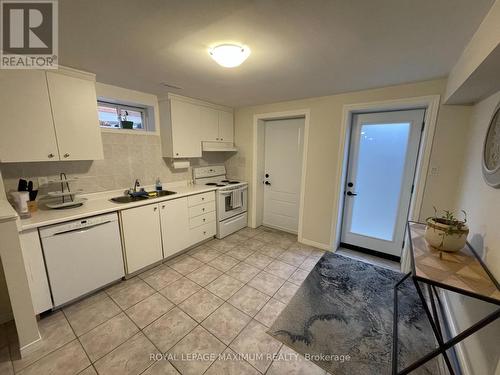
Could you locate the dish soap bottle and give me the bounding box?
[155,177,162,192]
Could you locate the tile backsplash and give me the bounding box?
[0,132,233,197]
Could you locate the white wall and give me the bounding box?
[449,91,500,375]
[228,79,471,248]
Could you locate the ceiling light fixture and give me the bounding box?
[209,44,250,68]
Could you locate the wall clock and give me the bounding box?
[483,102,500,187]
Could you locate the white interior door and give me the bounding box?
[341,109,425,257]
[263,118,304,233]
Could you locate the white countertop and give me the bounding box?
[19,183,217,231]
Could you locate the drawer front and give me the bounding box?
[189,221,216,245]
[188,191,215,207]
[188,201,215,218]
[189,211,216,229]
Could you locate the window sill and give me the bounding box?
[100,128,159,136]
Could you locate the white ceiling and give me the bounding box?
[59,0,494,107]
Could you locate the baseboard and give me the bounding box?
[262,223,298,235]
[299,237,332,251]
[19,332,42,358]
[440,290,472,375]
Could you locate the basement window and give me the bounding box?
[97,101,149,131]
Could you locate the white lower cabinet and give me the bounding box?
[160,197,190,259]
[19,229,53,314]
[120,204,163,274]
[187,192,216,245]
[160,192,216,259]
[120,191,216,274]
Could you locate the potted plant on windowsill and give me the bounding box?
[424,207,469,252]
[120,111,134,129]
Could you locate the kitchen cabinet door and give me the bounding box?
[170,100,202,158]
[199,106,219,141]
[159,197,190,259]
[120,204,163,274]
[0,70,60,162]
[218,111,234,143]
[46,72,104,161]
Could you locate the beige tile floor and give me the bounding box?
[0,227,400,375]
[0,227,328,375]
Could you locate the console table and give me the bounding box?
[392,221,500,374]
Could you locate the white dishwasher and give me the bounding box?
[39,212,125,307]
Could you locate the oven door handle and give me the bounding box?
[220,187,247,195]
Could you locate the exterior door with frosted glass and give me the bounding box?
[341,109,425,257]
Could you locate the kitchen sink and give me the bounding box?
[110,195,149,203]
[110,190,176,203]
[149,190,177,197]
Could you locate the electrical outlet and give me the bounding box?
[37,176,49,186]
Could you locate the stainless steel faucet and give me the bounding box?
[133,179,141,192]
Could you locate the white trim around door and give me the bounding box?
[251,109,310,243]
[331,95,441,252]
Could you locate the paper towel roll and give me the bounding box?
[172,161,190,169]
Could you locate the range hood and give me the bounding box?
[202,141,237,152]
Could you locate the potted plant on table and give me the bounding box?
[425,207,469,252]
[120,111,134,129]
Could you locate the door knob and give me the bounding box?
[265,173,269,178]
[48,153,54,158]
[264,181,271,186]
[63,153,70,158]
[346,191,357,196]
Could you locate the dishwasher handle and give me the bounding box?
[52,220,112,236]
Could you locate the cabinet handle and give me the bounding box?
[202,208,205,211]
[64,153,70,158]
[48,153,54,158]
[161,205,165,209]
[202,197,205,200]
[203,231,206,235]
[221,138,223,140]
[175,153,179,156]
[203,218,206,222]
[154,207,158,211]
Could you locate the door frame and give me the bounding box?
[332,95,441,250]
[251,109,310,240]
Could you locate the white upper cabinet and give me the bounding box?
[160,95,234,158]
[0,68,103,163]
[0,70,59,162]
[169,99,203,158]
[199,106,219,142]
[46,72,103,161]
[218,110,234,142]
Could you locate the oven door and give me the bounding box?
[218,186,248,221]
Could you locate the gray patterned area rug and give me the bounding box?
[268,253,439,375]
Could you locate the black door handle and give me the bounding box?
[264,181,271,186]
[346,191,357,196]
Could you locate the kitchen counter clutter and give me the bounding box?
[19,182,217,231]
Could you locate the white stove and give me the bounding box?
[193,166,248,238]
